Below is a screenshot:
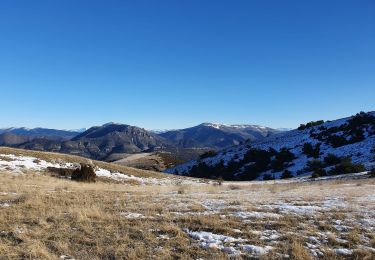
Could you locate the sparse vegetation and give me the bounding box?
[302,142,321,158]
[187,147,297,181]
[263,173,275,180]
[306,155,366,178]
[281,169,293,179]
[328,158,366,175]
[323,153,341,166]
[369,168,375,178]
[298,120,325,131]
[311,112,375,147]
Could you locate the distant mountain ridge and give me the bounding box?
[160,123,280,150]
[0,127,82,139]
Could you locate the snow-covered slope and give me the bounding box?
[166,112,375,180]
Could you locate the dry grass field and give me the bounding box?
[0,148,375,259]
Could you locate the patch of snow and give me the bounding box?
[241,244,273,255]
[183,228,274,256]
[333,248,353,256]
[0,203,11,208]
[183,229,245,255]
[157,234,170,240]
[232,211,281,219]
[260,230,281,241]
[119,212,146,219]
[0,154,63,173]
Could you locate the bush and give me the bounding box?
[281,169,293,179]
[302,142,321,158]
[323,154,341,166]
[71,163,97,182]
[327,135,348,148]
[369,168,375,178]
[312,168,327,178]
[270,148,295,172]
[276,148,296,162]
[328,158,366,175]
[298,120,325,130]
[306,159,325,172]
[263,174,275,180]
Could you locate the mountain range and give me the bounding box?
[0,122,279,163]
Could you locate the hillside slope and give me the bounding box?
[166,112,375,180]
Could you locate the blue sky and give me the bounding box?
[0,0,374,130]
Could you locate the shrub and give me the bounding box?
[328,158,366,175]
[281,169,293,179]
[323,153,341,166]
[270,148,295,172]
[327,135,347,148]
[302,142,321,158]
[306,159,325,172]
[240,148,273,180]
[263,174,275,180]
[312,168,327,178]
[369,168,375,178]
[71,163,96,182]
[270,160,284,172]
[298,120,325,130]
[276,148,296,162]
[347,112,375,129]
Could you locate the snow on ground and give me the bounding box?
[0,154,65,173]
[119,212,146,219]
[183,228,275,256]
[0,153,205,186]
[232,211,281,219]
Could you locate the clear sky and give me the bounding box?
[0,0,374,130]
